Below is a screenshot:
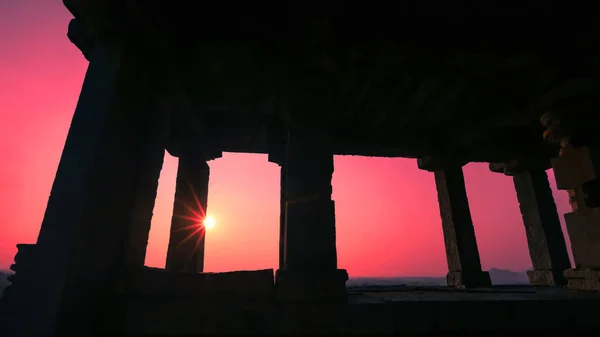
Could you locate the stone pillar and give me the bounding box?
[490,161,571,285]
[278,164,287,269]
[275,129,348,302]
[1,43,166,337]
[541,111,600,290]
[418,157,491,288]
[165,150,210,273]
[267,120,288,270]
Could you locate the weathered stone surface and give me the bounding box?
[564,210,600,269]
[527,270,563,286]
[512,169,571,285]
[432,166,490,288]
[552,146,597,190]
[564,268,600,291]
[165,154,209,273]
[2,43,166,337]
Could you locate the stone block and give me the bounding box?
[275,269,348,302]
[446,271,491,288]
[119,268,276,300]
[564,268,600,291]
[552,146,597,190]
[527,269,567,286]
[564,210,600,269]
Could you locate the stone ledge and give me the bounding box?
[115,268,275,299]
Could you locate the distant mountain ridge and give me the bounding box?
[0,268,530,298]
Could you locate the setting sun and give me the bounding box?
[203,215,216,230]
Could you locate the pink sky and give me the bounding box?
[0,2,574,277]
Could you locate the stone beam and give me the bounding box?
[165,149,211,273]
[2,43,165,337]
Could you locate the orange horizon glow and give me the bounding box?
[0,2,575,278]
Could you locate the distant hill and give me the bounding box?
[348,268,530,287]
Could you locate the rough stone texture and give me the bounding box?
[527,270,562,286]
[433,166,491,288]
[548,144,600,290]
[564,268,600,291]
[1,43,166,337]
[513,169,571,285]
[564,209,600,269]
[277,129,347,301]
[165,155,209,273]
[552,146,597,190]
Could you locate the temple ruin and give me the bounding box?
[1,1,600,335]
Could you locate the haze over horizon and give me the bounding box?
[1,1,575,278]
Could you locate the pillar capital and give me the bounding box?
[489,158,551,176]
[266,118,287,166]
[417,155,467,172]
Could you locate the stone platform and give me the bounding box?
[104,268,600,335]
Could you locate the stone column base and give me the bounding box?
[275,269,348,302]
[564,268,600,291]
[527,269,566,286]
[446,271,491,288]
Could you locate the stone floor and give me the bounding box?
[119,285,600,335]
[79,269,600,335]
[348,284,600,302]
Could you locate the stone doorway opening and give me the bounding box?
[145,152,280,273]
[332,155,446,280]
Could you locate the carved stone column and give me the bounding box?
[489,160,571,285]
[541,111,600,290]
[1,44,166,337]
[275,129,348,302]
[419,157,491,288]
[165,149,211,273]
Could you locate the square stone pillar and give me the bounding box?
[490,161,571,286]
[278,163,287,270]
[513,170,571,285]
[1,44,166,337]
[420,158,490,288]
[165,152,210,273]
[275,129,348,302]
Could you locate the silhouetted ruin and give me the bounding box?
[1,1,600,335]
